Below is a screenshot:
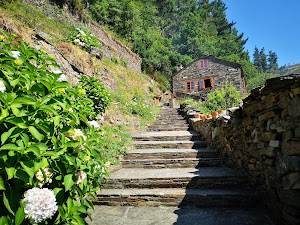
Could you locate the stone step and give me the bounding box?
[121,157,222,168]
[147,126,190,131]
[102,167,248,189]
[132,131,201,141]
[94,188,256,207]
[153,121,188,126]
[123,148,218,160]
[134,140,207,149]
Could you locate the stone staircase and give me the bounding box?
[91,106,273,224]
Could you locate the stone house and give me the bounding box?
[172,55,247,100]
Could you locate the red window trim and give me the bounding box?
[185,80,196,92]
[198,59,209,69]
[199,77,214,89]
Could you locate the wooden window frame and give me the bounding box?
[199,77,214,89]
[198,59,209,69]
[185,80,196,92]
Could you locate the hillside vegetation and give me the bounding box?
[82,0,285,91]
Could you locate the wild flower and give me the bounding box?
[0,35,4,41]
[88,120,100,129]
[75,171,87,185]
[11,51,21,59]
[98,103,103,107]
[68,108,74,113]
[14,59,22,66]
[0,80,6,93]
[104,161,110,168]
[83,155,90,162]
[22,188,58,224]
[78,89,86,95]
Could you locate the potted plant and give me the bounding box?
[211,111,218,118]
[218,110,226,116]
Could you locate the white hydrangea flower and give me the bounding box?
[0,80,6,93]
[88,120,100,129]
[35,168,53,188]
[57,74,67,82]
[11,51,21,59]
[75,171,87,185]
[65,129,87,142]
[22,188,58,224]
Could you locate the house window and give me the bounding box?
[185,81,196,92]
[199,60,208,69]
[199,77,214,89]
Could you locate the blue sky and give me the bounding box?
[222,0,300,67]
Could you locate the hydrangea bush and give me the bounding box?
[0,31,110,224]
[68,28,102,52]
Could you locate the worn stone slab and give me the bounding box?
[132,131,201,141]
[134,140,207,149]
[124,148,218,159]
[107,167,243,179]
[102,167,247,189]
[94,188,256,207]
[147,126,190,132]
[121,158,222,168]
[88,206,274,225]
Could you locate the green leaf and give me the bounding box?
[38,105,58,115]
[6,168,16,180]
[0,175,5,190]
[25,146,40,156]
[64,174,75,191]
[5,117,28,128]
[0,108,9,120]
[53,81,70,90]
[1,126,17,144]
[15,205,25,225]
[13,96,36,105]
[0,216,9,225]
[53,115,60,127]
[28,126,43,141]
[20,161,35,178]
[3,192,14,215]
[0,143,19,151]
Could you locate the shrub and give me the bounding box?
[68,27,102,52]
[79,75,111,119]
[0,32,108,224]
[204,81,242,113]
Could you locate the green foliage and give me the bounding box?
[79,75,111,119]
[178,82,242,114]
[203,82,242,112]
[246,72,279,91]
[68,28,102,52]
[0,32,110,224]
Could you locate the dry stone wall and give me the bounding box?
[186,74,300,225]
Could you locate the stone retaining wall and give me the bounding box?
[186,74,300,225]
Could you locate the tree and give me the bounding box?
[267,50,279,73]
[259,47,268,72]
